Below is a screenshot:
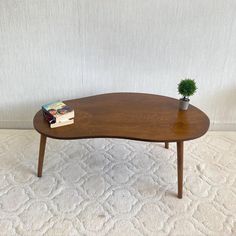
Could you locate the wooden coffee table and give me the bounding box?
[33,93,209,198]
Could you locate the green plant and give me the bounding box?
[178,79,197,101]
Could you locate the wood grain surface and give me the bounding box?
[33,93,210,142]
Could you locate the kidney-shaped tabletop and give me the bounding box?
[33,93,210,142]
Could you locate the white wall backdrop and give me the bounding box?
[0,0,236,129]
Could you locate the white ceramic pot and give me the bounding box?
[179,98,190,110]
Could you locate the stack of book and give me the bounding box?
[42,101,74,128]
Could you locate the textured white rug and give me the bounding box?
[0,130,235,235]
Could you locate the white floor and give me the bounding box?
[0,130,235,235]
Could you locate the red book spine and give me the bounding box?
[43,111,56,124]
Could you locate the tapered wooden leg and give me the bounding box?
[177,141,184,199]
[165,142,169,149]
[37,134,47,177]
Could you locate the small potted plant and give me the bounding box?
[178,78,197,110]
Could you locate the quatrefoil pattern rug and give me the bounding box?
[0,130,235,235]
